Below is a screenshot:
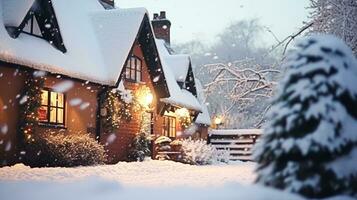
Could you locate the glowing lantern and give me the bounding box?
[136,85,154,109]
[214,115,223,126]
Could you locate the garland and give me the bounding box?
[18,70,46,144]
[101,85,153,134]
[101,88,134,134]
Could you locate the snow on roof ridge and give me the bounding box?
[155,38,202,112]
[194,79,211,126]
[0,0,148,86]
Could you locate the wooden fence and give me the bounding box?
[208,129,263,161]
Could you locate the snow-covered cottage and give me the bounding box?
[0,0,210,166]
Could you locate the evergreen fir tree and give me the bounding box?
[18,70,45,145]
[254,35,357,198]
[127,113,151,161]
[127,132,151,162]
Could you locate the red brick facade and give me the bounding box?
[0,63,101,166]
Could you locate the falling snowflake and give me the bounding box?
[5,141,11,152]
[53,81,74,93]
[153,75,160,82]
[80,102,90,110]
[1,124,8,135]
[19,95,28,105]
[107,134,117,144]
[69,98,82,106]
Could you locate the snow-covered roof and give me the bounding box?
[2,0,35,27]
[156,39,202,112]
[156,39,190,82]
[0,0,148,86]
[194,79,211,126]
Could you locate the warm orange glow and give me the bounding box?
[214,115,223,125]
[175,108,190,118]
[136,85,154,109]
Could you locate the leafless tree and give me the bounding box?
[307,0,357,55]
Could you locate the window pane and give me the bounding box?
[38,106,48,122]
[137,60,141,71]
[57,108,64,124]
[50,92,57,106]
[136,71,141,82]
[125,68,130,79]
[50,107,56,123]
[41,90,48,105]
[57,93,64,108]
[131,69,136,80]
[131,58,135,69]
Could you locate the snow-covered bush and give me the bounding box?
[127,132,151,162]
[181,138,217,165]
[25,131,107,167]
[214,149,230,164]
[154,136,172,160]
[254,35,357,198]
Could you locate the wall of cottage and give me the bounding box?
[0,64,26,166]
[35,76,101,137]
[0,63,101,166]
[100,41,172,163]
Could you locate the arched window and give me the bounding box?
[125,56,142,82]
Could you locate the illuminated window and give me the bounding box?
[125,56,142,82]
[162,116,176,138]
[38,89,65,125]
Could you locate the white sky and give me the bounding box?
[116,0,310,46]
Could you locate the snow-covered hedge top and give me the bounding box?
[154,136,172,145]
[0,0,148,86]
[210,129,263,136]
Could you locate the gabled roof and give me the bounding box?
[156,39,202,112]
[0,0,152,86]
[2,0,35,27]
[156,39,190,82]
[194,79,211,126]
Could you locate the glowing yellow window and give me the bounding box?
[162,115,176,138]
[38,89,65,125]
[124,56,142,82]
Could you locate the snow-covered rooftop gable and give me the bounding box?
[156,39,191,82]
[156,39,202,112]
[0,0,148,86]
[194,79,211,126]
[2,0,35,27]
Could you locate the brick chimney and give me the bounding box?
[152,11,171,44]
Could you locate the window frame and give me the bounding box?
[38,88,66,127]
[124,56,142,82]
[162,115,176,138]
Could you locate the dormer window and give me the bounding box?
[124,56,142,82]
[5,0,67,53]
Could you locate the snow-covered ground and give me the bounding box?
[0,160,353,200]
[0,160,255,187]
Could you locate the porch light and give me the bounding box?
[136,85,154,109]
[214,115,223,126]
[144,93,154,106]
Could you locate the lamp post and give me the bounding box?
[214,115,223,129]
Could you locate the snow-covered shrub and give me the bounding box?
[154,136,172,160]
[254,35,357,198]
[214,149,230,164]
[127,132,151,162]
[25,131,107,167]
[181,138,216,165]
